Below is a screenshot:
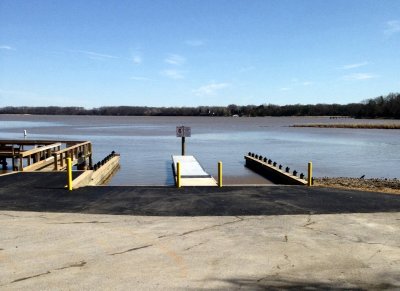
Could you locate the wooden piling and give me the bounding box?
[67,158,72,191]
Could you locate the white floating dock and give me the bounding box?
[172,155,217,186]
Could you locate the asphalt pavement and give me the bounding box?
[1,172,400,216]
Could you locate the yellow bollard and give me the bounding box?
[307,161,313,186]
[67,157,73,191]
[176,162,181,188]
[218,161,223,188]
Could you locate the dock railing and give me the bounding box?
[53,141,92,171]
[20,143,61,171]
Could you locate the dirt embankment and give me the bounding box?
[314,177,400,195]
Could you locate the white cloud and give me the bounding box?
[185,39,205,47]
[341,62,369,70]
[384,20,400,36]
[193,82,229,96]
[130,76,150,81]
[302,81,313,86]
[164,54,186,65]
[343,73,378,81]
[279,87,291,91]
[132,55,142,64]
[0,45,14,50]
[161,69,184,80]
[72,50,119,60]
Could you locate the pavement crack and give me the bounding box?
[184,241,207,251]
[303,225,389,246]
[368,249,382,261]
[110,244,152,256]
[178,218,244,237]
[55,261,86,270]
[0,213,20,218]
[290,241,311,250]
[303,221,316,227]
[11,271,51,283]
[47,221,111,225]
[303,215,316,227]
[158,218,245,239]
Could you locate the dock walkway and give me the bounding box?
[172,155,217,186]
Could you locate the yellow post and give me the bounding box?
[176,162,181,188]
[218,161,223,187]
[67,157,73,191]
[307,161,313,186]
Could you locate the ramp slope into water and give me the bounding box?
[172,155,217,186]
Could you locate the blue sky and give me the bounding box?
[0,0,399,107]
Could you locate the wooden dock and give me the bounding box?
[0,139,120,188]
[245,154,308,185]
[0,139,92,172]
[172,155,217,186]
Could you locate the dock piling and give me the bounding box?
[308,162,313,186]
[218,161,223,188]
[177,162,181,188]
[67,157,73,191]
[181,137,185,156]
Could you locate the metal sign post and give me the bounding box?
[176,126,191,156]
[182,136,185,156]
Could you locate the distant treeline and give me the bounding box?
[1,93,399,118]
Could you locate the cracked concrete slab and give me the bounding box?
[0,210,399,290]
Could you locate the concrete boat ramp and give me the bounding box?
[1,172,400,289]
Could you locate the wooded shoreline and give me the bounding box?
[1,93,399,119]
[291,123,400,129]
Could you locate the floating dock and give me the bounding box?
[245,154,308,185]
[172,155,217,186]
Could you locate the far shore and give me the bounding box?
[291,123,400,129]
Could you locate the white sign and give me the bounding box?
[176,126,191,137]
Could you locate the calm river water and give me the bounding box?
[1,115,399,185]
